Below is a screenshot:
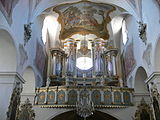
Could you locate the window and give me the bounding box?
[76,57,93,70]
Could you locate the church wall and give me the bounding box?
[0,0,160,120]
[0,1,46,119]
[141,0,160,73]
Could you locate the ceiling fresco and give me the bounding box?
[53,1,116,40]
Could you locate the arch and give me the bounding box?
[114,91,121,104]
[104,91,112,105]
[22,67,36,94]
[51,110,118,120]
[37,91,45,104]
[91,90,101,105]
[68,90,77,105]
[123,92,131,104]
[0,29,17,72]
[57,90,65,104]
[47,91,55,104]
[134,67,148,93]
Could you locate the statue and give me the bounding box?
[138,21,147,45]
[46,77,51,87]
[134,98,153,120]
[17,98,35,120]
[24,22,33,46]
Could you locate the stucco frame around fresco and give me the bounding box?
[53,0,116,40]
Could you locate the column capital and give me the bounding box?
[50,48,65,57]
[105,48,118,57]
[0,72,25,84]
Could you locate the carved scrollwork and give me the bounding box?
[6,82,22,120]
[16,98,35,120]
[134,98,153,120]
[150,84,160,120]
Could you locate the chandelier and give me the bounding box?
[76,87,95,120]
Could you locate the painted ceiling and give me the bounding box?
[53,1,116,40]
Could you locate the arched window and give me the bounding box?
[76,57,93,70]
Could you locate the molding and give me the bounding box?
[0,72,25,83]
[133,93,150,96]
[35,104,128,109]
[145,72,160,84]
[21,93,36,96]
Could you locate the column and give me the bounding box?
[65,77,69,86]
[119,79,123,87]
[106,55,112,77]
[50,48,65,77]
[47,52,52,76]
[77,90,80,101]
[46,77,51,87]
[44,90,48,104]
[100,91,104,103]
[62,53,67,78]
[91,42,96,78]
[103,53,107,77]
[105,49,118,77]
[34,89,39,104]
[111,49,118,76]
[100,77,105,86]
[65,90,68,103]
[73,42,77,78]
[112,56,116,76]
[130,92,133,104]
[54,89,57,104]
[89,91,92,101]
[111,88,114,104]
[121,92,124,104]
[51,52,57,76]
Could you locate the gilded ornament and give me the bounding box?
[134,98,153,120]
[17,98,35,120]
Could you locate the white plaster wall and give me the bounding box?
[0,77,14,120]
[0,0,43,79]
[124,0,160,88]
[0,30,17,72]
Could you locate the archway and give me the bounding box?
[22,67,36,94]
[0,29,17,72]
[154,38,160,71]
[0,29,18,120]
[134,67,148,94]
[51,110,118,120]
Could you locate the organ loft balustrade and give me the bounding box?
[34,86,134,108]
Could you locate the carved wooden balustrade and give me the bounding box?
[34,86,134,108]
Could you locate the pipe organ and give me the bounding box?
[47,37,119,87]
